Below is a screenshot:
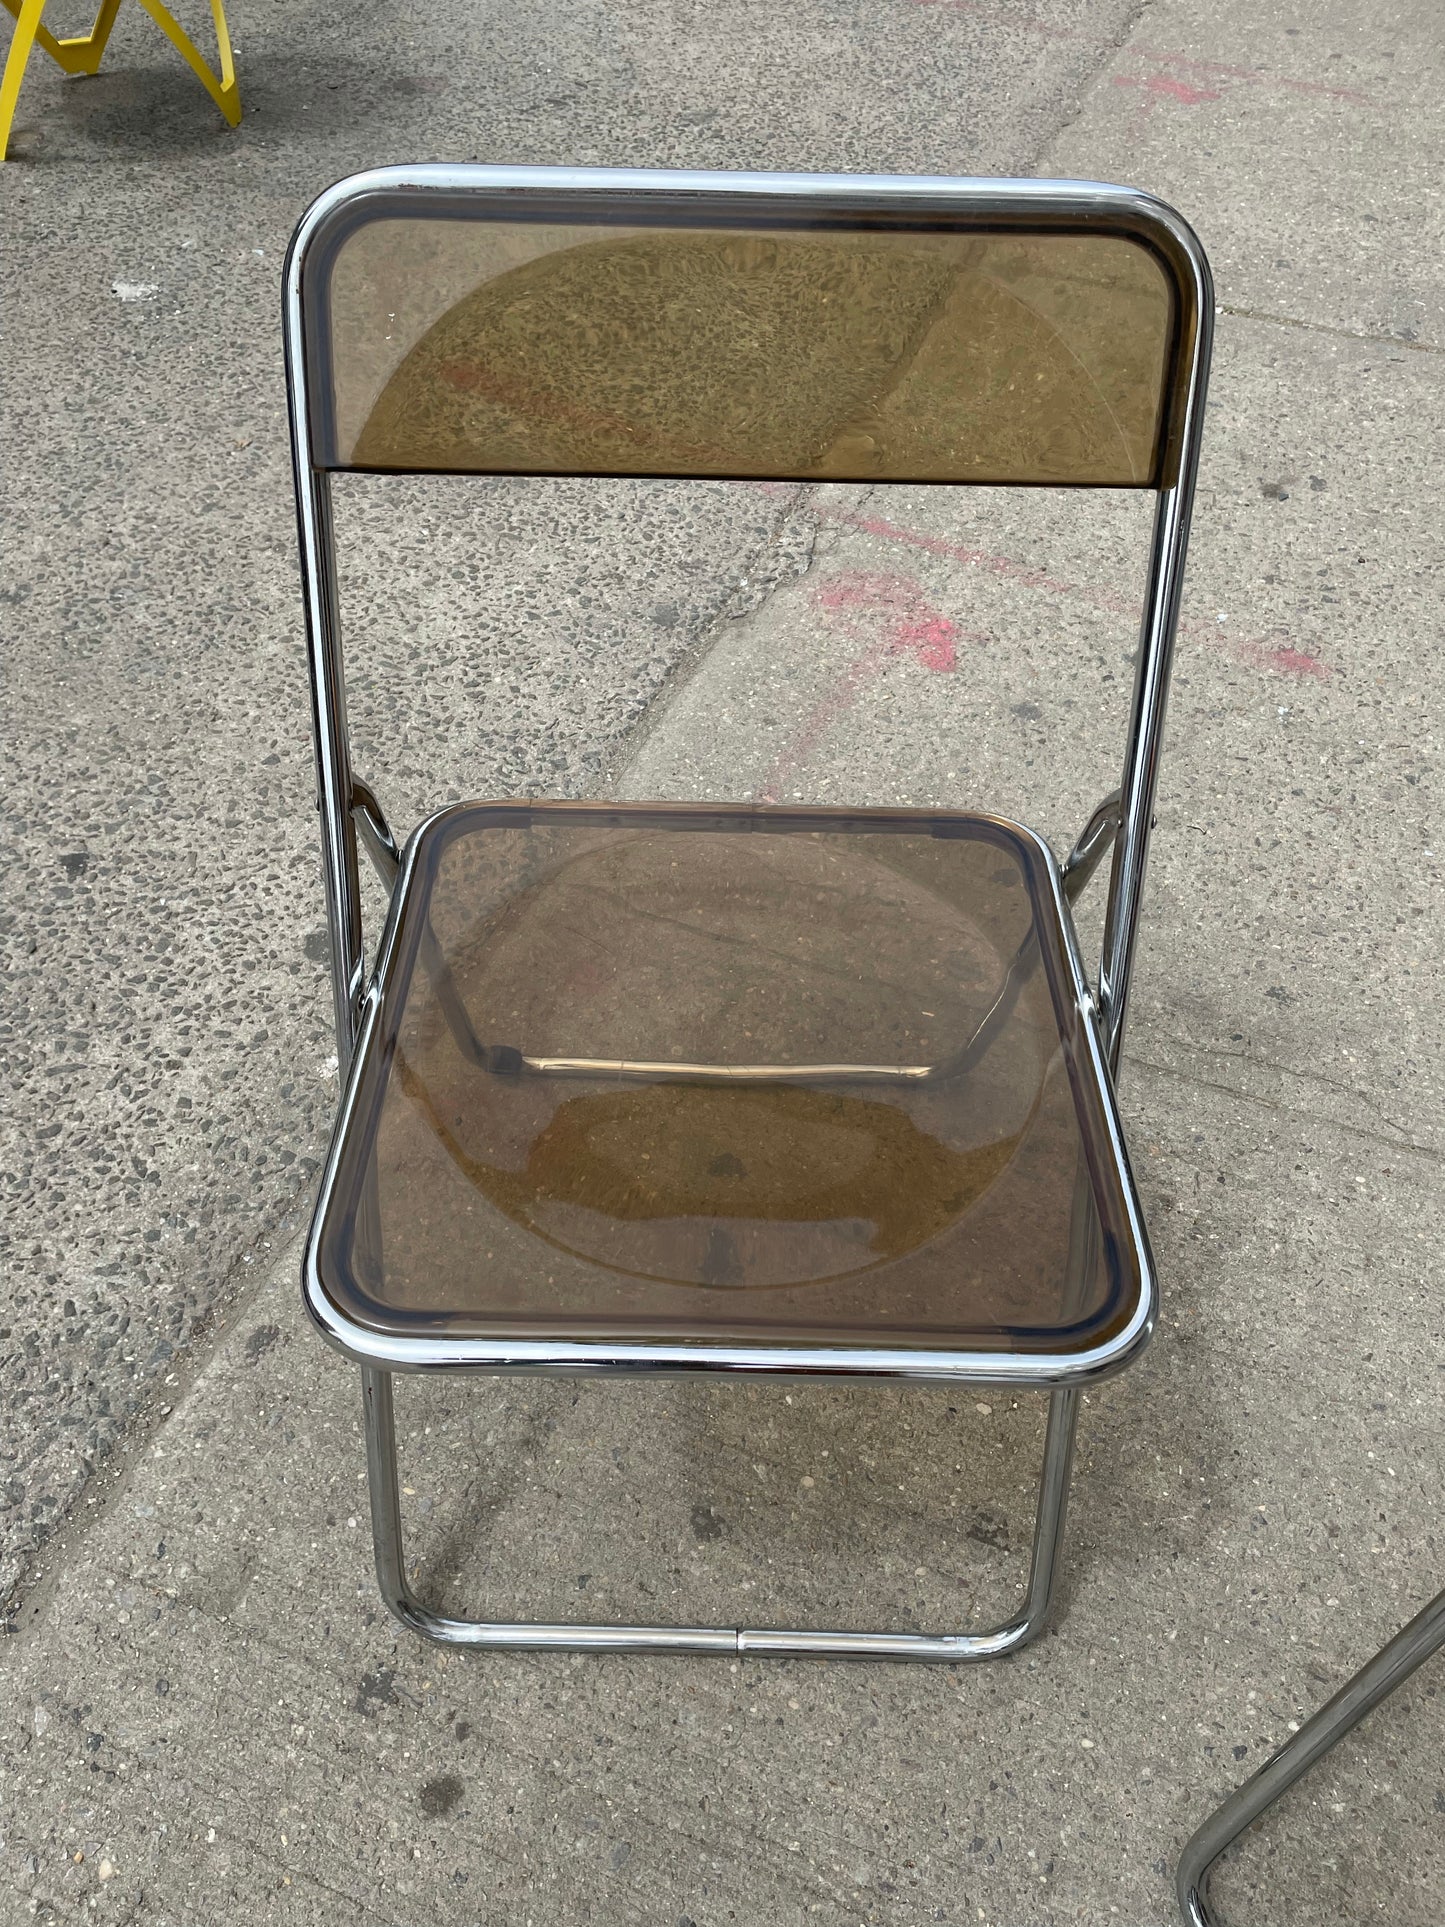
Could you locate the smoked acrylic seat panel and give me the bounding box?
[314,806,1138,1355]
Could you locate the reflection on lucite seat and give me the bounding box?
[322,224,1174,485]
[320,809,1128,1354]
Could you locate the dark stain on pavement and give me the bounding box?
[420,1773,464,1817]
[244,1324,281,1364]
[354,1668,399,1717]
[690,1503,726,1541]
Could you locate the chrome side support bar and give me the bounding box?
[289,465,365,1069]
[1062,788,1122,905]
[352,777,400,888]
[1176,1584,1445,1927]
[361,1364,1080,1662]
[1098,420,1210,1063]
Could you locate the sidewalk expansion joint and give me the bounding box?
[1218,304,1441,357]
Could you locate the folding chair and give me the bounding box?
[283,165,1213,1660]
[0,0,240,161]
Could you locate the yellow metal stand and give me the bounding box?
[1,0,240,158]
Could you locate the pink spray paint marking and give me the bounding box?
[1134,45,1376,107]
[1112,72,1222,106]
[748,488,1334,681]
[1243,639,1333,680]
[813,571,963,671]
[808,502,1137,621]
[758,572,983,802]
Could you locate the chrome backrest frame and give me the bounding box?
[282,165,1214,1077]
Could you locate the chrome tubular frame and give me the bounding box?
[283,166,1213,1660]
[1176,1584,1445,1926]
[363,1364,1081,1660]
[1100,483,1201,1070]
[1061,787,1122,904]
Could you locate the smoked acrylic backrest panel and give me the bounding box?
[301,189,1185,488]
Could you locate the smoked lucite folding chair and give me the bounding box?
[283,165,1212,1660]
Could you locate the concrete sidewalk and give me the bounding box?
[0,0,1146,1613]
[3,1,1442,1924]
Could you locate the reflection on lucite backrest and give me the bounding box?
[321,220,1174,486]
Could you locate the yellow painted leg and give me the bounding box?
[1,0,123,81]
[46,0,123,74]
[0,0,45,159]
[1,0,238,157]
[133,0,240,125]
